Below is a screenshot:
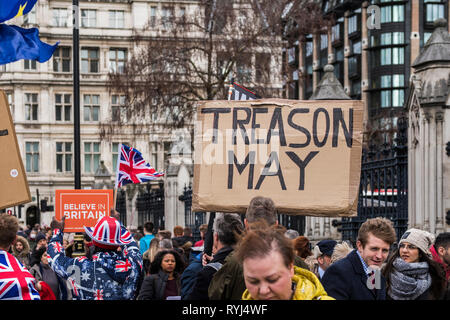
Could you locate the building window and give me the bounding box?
[425,2,445,24]
[24,60,37,71]
[25,93,38,121]
[23,7,36,25]
[109,10,124,28]
[162,6,174,30]
[256,53,271,83]
[381,5,404,23]
[111,95,126,121]
[379,74,405,108]
[53,46,71,72]
[81,48,99,73]
[109,49,127,73]
[56,142,72,172]
[81,9,96,28]
[351,80,361,97]
[26,142,39,173]
[305,41,313,57]
[83,94,100,122]
[6,92,14,116]
[348,14,359,34]
[380,47,404,65]
[150,142,159,169]
[150,6,157,28]
[348,56,360,77]
[352,40,361,55]
[320,34,328,50]
[236,54,252,83]
[55,94,71,122]
[52,8,68,27]
[84,142,100,173]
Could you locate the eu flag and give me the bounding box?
[0,0,38,23]
[0,24,58,65]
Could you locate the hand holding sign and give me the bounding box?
[55,189,114,232]
[50,216,65,231]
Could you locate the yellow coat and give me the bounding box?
[242,266,335,300]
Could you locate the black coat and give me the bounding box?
[321,250,387,300]
[137,270,181,300]
[187,246,233,300]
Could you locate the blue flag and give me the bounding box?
[0,0,38,23]
[0,24,58,65]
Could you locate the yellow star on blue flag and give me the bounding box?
[0,0,38,23]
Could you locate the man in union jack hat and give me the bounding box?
[47,211,143,300]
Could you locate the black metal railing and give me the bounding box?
[339,117,408,244]
[179,185,205,243]
[115,189,127,226]
[136,182,165,232]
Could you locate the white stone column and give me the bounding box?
[423,113,431,231]
[429,111,437,234]
[436,112,444,233]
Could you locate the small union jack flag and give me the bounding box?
[94,289,104,300]
[115,259,132,272]
[0,251,40,300]
[115,144,164,188]
[52,242,63,253]
[75,256,87,263]
[68,277,79,297]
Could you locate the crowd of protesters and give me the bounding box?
[1,196,449,300]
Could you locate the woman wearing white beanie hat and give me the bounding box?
[382,228,446,300]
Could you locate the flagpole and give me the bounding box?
[73,0,81,190]
[112,144,122,214]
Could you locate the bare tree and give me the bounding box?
[100,0,300,140]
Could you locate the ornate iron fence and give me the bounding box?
[179,185,206,243]
[136,182,165,231]
[115,189,127,226]
[338,117,408,244]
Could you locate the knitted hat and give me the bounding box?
[399,228,435,258]
[35,233,47,244]
[314,240,337,258]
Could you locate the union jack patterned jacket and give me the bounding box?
[47,225,143,300]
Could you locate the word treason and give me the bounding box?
[201,106,354,191]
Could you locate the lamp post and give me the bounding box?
[73,0,80,190]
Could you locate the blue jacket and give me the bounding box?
[180,251,203,300]
[47,227,143,300]
[139,234,155,255]
[321,249,386,300]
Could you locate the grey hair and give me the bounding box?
[159,238,173,249]
[213,212,244,246]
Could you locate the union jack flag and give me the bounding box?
[94,289,104,300]
[115,144,164,188]
[228,78,261,101]
[115,259,132,272]
[51,242,63,253]
[0,251,40,300]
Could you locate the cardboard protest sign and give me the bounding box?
[192,99,364,217]
[55,189,113,232]
[0,90,31,210]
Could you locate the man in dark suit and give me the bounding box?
[321,217,397,300]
